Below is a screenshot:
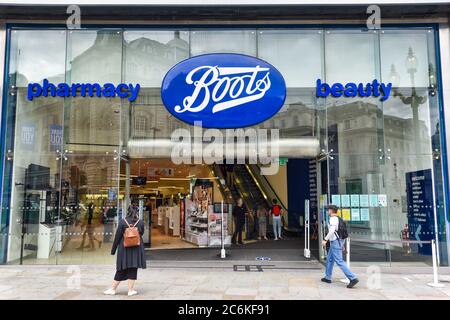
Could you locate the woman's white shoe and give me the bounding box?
[128,290,138,296]
[103,289,116,295]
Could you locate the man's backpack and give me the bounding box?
[335,216,348,240]
[272,205,281,216]
[123,219,141,248]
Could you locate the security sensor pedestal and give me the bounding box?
[428,239,444,288]
[304,200,311,259]
[304,248,311,259]
[340,238,351,284]
[220,201,227,259]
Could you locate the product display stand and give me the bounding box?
[168,205,180,236]
[37,223,56,259]
[185,199,208,247]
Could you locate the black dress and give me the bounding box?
[111,217,147,281]
[232,205,246,244]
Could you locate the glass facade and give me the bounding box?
[0,26,447,266]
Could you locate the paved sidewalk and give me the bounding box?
[0,262,450,300]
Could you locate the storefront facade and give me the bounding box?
[0,1,449,266]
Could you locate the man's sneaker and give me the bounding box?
[128,290,138,296]
[347,278,359,288]
[321,277,332,284]
[103,288,116,295]
[274,237,279,241]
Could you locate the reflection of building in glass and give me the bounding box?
[65,31,321,142]
[325,101,432,241]
[259,89,318,137]
[2,26,447,266]
[125,31,189,85]
[67,31,190,142]
[131,88,190,140]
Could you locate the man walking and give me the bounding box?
[321,205,359,288]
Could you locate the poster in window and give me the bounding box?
[331,194,341,207]
[341,195,350,207]
[406,169,434,255]
[341,209,351,221]
[360,208,370,221]
[360,194,369,207]
[369,194,378,207]
[350,195,360,207]
[351,208,360,221]
[49,124,63,151]
[378,194,387,207]
[21,122,36,151]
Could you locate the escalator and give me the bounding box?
[246,164,303,236]
[213,163,288,239]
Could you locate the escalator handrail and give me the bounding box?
[232,178,258,237]
[211,164,234,203]
[246,164,288,211]
[213,164,258,217]
[233,165,270,208]
[233,181,252,212]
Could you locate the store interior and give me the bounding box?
[17,156,290,265]
[125,159,233,250]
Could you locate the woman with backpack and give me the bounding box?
[104,202,146,296]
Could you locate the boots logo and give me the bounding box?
[161,53,286,128]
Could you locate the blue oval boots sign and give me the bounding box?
[161,53,287,128]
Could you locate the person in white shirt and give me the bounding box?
[321,205,359,288]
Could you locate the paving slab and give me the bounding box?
[0,264,449,300]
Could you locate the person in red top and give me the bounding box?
[270,199,283,240]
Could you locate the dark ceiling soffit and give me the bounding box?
[0,4,448,20]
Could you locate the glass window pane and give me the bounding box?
[258,29,323,87]
[325,30,378,84]
[12,29,66,87]
[257,30,323,139]
[124,30,189,87]
[67,30,122,84]
[65,30,123,149]
[2,30,66,265]
[58,154,119,265]
[380,29,433,88]
[61,30,123,264]
[123,30,191,154]
[190,30,256,56]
